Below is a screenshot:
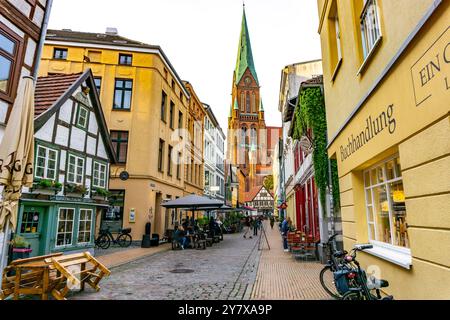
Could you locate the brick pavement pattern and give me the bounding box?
[250,221,332,300]
[71,232,261,300]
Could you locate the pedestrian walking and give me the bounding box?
[243,216,253,239]
[253,216,259,236]
[281,216,292,252]
[270,216,275,229]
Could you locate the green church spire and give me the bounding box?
[235,6,259,86]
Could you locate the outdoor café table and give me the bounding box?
[5,253,64,300]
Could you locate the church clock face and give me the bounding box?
[244,76,251,86]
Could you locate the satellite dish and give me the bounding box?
[119,171,129,181]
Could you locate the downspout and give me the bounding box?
[32,0,54,78]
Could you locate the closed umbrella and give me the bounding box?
[0,76,35,270]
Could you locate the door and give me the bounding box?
[19,206,46,257]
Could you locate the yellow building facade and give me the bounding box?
[39,29,192,240]
[317,0,449,299]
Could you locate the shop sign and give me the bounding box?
[340,104,396,162]
[411,27,449,107]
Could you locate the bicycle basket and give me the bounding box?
[333,270,351,295]
[121,228,132,234]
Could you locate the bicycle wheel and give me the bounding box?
[319,266,341,299]
[341,291,363,300]
[117,234,132,247]
[96,234,110,249]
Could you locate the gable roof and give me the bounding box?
[35,73,83,117]
[244,185,263,202]
[34,69,117,163]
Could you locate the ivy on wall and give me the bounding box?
[292,87,340,212]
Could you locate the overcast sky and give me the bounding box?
[48,0,322,133]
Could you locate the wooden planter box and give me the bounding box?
[65,192,85,198]
[32,187,60,195]
[91,194,107,201]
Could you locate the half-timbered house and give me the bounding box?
[18,69,116,257]
[244,185,274,216]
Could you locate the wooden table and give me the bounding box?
[1,253,64,300]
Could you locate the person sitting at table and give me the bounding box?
[173,225,188,250]
[182,224,192,248]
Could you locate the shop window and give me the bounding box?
[56,208,74,247]
[53,48,68,60]
[113,79,132,110]
[364,156,409,248]
[21,211,40,234]
[93,161,107,188]
[67,154,85,185]
[35,145,58,180]
[77,209,93,244]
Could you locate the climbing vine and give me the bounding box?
[292,87,340,213]
[330,158,341,210]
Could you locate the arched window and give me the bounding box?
[246,92,251,113]
[250,127,257,148]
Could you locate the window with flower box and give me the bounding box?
[67,154,84,184]
[35,145,58,180]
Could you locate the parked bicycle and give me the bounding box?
[340,244,394,300]
[319,234,351,299]
[95,226,132,249]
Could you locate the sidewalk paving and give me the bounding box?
[96,243,171,269]
[250,222,332,300]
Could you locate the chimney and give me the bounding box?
[105,27,118,35]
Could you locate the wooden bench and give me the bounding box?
[44,252,110,300]
[1,253,65,300]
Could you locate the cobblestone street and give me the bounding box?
[70,222,332,300]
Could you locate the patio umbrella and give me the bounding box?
[161,194,224,222]
[0,76,35,269]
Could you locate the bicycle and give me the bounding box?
[319,234,351,299]
[340,244,394,300]
[95,226,132,249]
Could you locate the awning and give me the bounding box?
[161,194,224,210]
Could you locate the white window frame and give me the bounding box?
[77,105,89,129]
[363,154,412,269]
[35,145,58,180]
[77,208,93,245]
[360,0,382,60]
[92,161,107,189]
[67,154,85,185]
[56,207,75,248]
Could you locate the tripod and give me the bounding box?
[257,221,270,251]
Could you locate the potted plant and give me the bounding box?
[10,235,32,261]
[65,183,88,197]
[32,179,63,195]
[92,187,110,200]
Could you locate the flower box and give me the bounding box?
[32,187,60,195]
[65,192,85,198]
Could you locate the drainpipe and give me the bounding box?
[32,0,54,78]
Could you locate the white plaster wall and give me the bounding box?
[0,14,25,37]
[24,38,37,67]
[0,126,4,144]
[0,101,8,123]
[84,178,91,198]
[32,5,44,26]
[7,0,31,18]
[70,127,86,152]
[55,125,69,147]
[59,150,66,171]
[88,112,98,135]
[59,100,72,124]
[35,114,55,142]
[97,138,107,159]
[86,157,92,176]
[86,136,96,156]
[57,174,65,196]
